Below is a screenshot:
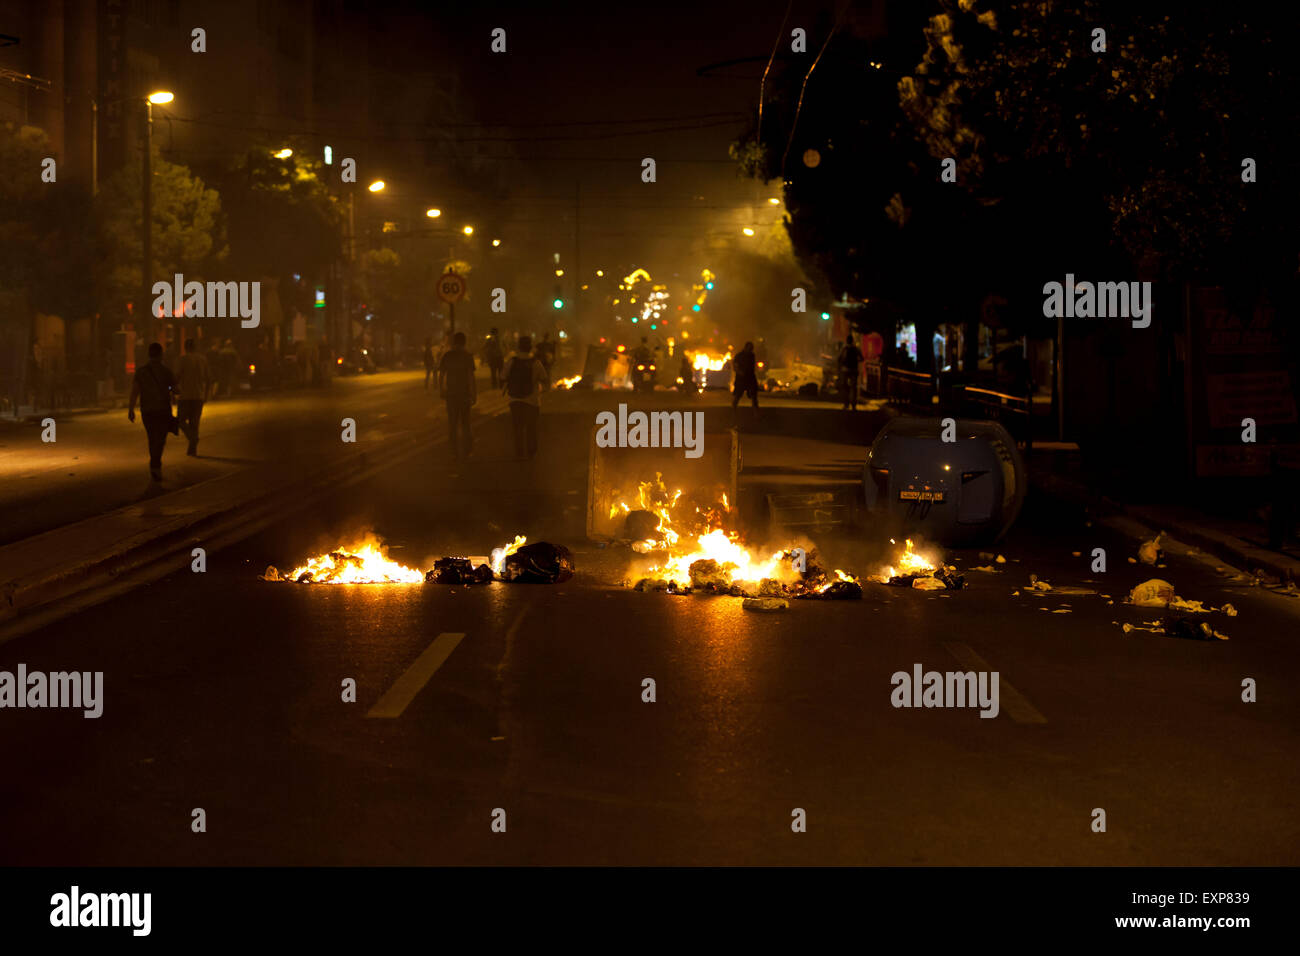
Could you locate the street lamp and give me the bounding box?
[492,238,501,247]
[368,180,385,192]
[742,227,756,236]
[426,208,441,218]
[462,225,474,236]
[143,90,174,327]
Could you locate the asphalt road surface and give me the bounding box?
[0,371,451,545]
[2,388,1297,865]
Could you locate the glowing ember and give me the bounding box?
[288,536,424,584]
[873,538,939,583]
[554,375,582,389]
[490,535,527,573]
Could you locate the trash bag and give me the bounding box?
[1163,616,1227,641]
[1138,532,1164,566]
[634,577,670,592]
[1128,578,1175,607]
[623,510,661,542]
[428,557,494,584]
[688,559,733,589]
[501,541,575,583]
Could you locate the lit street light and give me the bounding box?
[143,90,175,327]
[462,225,474,236]
[368,180,386,192]
[742,227,755,236]
[426,208,441,218]
[492,238,501,247]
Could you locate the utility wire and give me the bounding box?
[756,0,795,147]
[781,0,852,179]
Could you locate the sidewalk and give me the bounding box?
[1028,452,1300,586]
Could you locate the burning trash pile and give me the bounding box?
[621,474,862,600]
[870,539,965,591]
[262,532,573,585]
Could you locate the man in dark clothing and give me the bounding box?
[731,341,760,411]
[437,331,477,460]
[839,332,865,411]
[502,334,549,460]
[127,341,178,481]
[536,332,556,374]
[423,337,436,391]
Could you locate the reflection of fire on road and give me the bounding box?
[622,473,860,598]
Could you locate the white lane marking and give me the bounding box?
[942,641,1048,725]
[367,632,465,718]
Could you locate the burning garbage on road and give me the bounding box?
[263,532,573,585]
[621,474,862,599]
[262,534,425,584]
[870,539,965,591]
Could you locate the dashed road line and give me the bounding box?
[942,640,1047,724]
[367,632,465,718]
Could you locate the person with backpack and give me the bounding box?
[502,334,549,460]
[438,331,477,461]
[838,332,865,411]
[127,341,179,482]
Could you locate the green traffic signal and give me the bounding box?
[553,298,564,309]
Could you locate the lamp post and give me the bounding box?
[343,180,385,349]
[141,91,173,337]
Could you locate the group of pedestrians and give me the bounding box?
[434,329,551,464]
[126,339,210,482]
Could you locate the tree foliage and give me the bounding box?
[898,0,1300,281]
[96,149,226,315]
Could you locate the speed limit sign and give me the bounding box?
[437,272,466,303]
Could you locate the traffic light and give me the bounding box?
[553,285,564,309]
